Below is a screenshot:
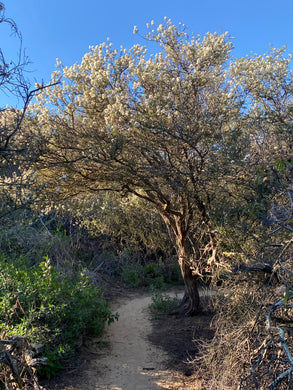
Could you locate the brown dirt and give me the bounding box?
[149,309,214,376]
[42,288,214,390]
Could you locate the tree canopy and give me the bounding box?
[27,19,293,314]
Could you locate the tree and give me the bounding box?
[0,2,59,217]
[192,48,293,387]
[67,191,174,259]
[0,1,29,163]
[0,2,34,216]
[229,47,293,244]
[29,20,247,315]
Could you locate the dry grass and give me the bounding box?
[193,248,293,389]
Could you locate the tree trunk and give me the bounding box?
[159,210,201,316]
[176,250,200,316]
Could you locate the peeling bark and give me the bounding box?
[177,254,200,316]
[159,209,201,316]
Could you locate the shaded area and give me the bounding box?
[148,311,214,376]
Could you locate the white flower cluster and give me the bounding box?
[27,18,293,202]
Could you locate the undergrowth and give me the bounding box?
[121,259,182,288]
[0,210,181,382]
[194,258,293,389]
[0,255,116,379]
[149,286,180,316]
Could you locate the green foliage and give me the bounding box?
[149,287,180,315]
[65,192,174,260]
[162,260,183,284]
[121,262,145,287]
[27,21,243,291]
[0,255,115,378]
[121,261,168,289]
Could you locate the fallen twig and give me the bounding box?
[0,335,47,390]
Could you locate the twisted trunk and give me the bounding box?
[158,203,201,315]
[175,243,200,316]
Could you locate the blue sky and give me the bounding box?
[2,0,293,107]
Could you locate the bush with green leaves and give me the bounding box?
[121,261,167,289]
[149,287,180,315]
[0,255,116,378]
[121,262,145,287]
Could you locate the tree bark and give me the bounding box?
[175,248,200,316]
[159,209,201,316]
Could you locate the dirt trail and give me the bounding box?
[46,287,211,390]
[81,290,184,390]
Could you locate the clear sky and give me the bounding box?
[2,0,293,107]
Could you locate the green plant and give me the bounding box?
[144,262,160,278]
[143,262,165,289]
[163,260,184,284]
[149,287,180,315]
[149,276,165,290]
[121,262,144,287]
[121,261,167,289]
[0,255,116,378]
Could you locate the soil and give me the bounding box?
[42,287,214,390]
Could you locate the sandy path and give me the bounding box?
[45,287,214,390]
[80,290,184,390]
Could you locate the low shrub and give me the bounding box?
[121,261,166,289]
[149,287,180,315]
[121,262,145,287]
[0,211,82,270]
[161,260,183,284]
[0,255,116,379]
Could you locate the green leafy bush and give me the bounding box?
[121,261,166,289]
[149,287,180,315]
[0,255,115,378]
[121,262,145,287]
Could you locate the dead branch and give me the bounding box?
[0,335,47,390]
[240,294,293,389]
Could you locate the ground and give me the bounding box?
[42,287,214,390]
[149,308,214,378]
